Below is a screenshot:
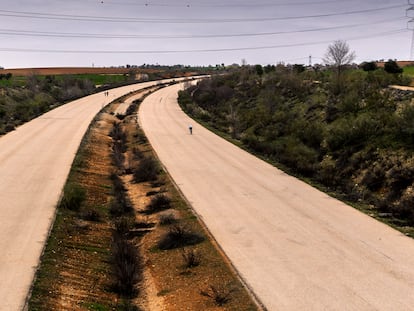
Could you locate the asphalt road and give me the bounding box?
[139,83,414,310]
[0,78,191,311]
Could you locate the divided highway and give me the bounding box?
[0,78,189,311]
[139,83,414,310]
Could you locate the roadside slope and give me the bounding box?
[139,83,414,310]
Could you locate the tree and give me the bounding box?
[255,64,263,76]
[293,64,305,73]
[323,40,356,93]
[361,61,377,72]
[384,59,403,74]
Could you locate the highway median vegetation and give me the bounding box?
[29,86,258,310]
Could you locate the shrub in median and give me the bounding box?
[133,156,159,183]
[145,194,171,214]
[157,225,204,250]
[60,183,86,211]
[111,236,142,297]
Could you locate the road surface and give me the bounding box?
[0,77,193,311]
[139,83,414,310]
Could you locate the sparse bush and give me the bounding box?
[117,299,141,311]
[133,157,159,183]
[114,216,133,235]
[115,113,126,120]
[133,130,147,144]
[125,101,139,116]
[60,183,86,211]
[396,191,414,225]
[81,207,101,222]
[145,194,171,214]
[113,142,126,170]
[132,147,144,161]
[110,172,126,192]
[182,248,201,268]
[110,196,133,217]
[157,225,204,250]
[109,122,127,144]
[159,212,177,225]
[4,123,15,133]
[361,164,385,191]
[111,236,141,297]
[200,285,234,306]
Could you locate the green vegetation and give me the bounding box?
[179,63,414,233]
[403,65,414,77]
[0,74,96,134]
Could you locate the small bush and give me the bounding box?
[114,216,133,235]
[125,101,139,116]
[112,142,126,170]
[133,130,147,144]
[145,194,171,214]
[117,299,141,311]
[182,248,201,268]
[115,113,126,120]
[133,157,159,183]
[110,173,126,192]
[111,236,141,297]
[60,183,86,211]
[81,207,101,222]
[159,212,177,225]
[200,285,234,306]
[109,122,127,143]
[132,147,144,161]
[5,123,15,132]
[109,197,133,217]
[157,225,204,250]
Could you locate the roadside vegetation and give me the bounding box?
[0,74,96,134]
[0,65,217,135]
[178,50,414,236]
[29,88,258,310]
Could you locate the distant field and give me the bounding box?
[0,73,128,87]
[403,66,414,77]
[0,67,160,76]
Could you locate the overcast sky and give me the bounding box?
[0,0,411,68]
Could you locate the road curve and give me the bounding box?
[139,83,414,310]
[0,77,193,311]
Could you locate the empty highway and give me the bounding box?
[139,83,414,310]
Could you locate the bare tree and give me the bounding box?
[323,40,355,93]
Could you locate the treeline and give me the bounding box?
[0,75,95,134]
[179,65,414,227]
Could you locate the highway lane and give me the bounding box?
[139,83,414,310]
[0,77,192,311]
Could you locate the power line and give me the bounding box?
[94,0,393,8]
[58,0,402,9]
[0,29,407,54]
[0,17,405,39]
[0,4,406,24]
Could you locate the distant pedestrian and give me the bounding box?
[189,124,193,135]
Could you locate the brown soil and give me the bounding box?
[29,92,259,311]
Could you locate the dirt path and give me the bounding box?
[139,83,414,310]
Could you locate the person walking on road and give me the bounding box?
[189,124,193,135]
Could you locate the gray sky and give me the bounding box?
[0,0,411,68]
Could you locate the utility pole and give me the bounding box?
[407,1,414,60]
[309,55,312,67]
